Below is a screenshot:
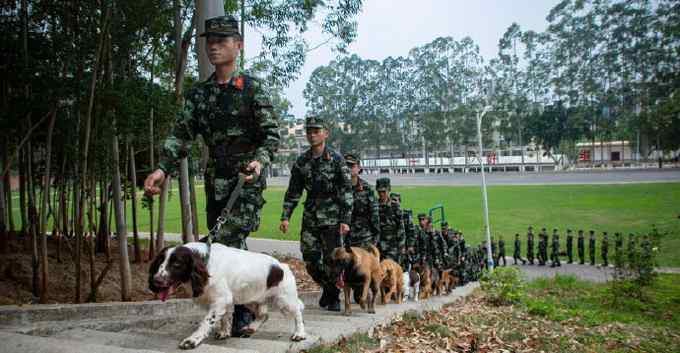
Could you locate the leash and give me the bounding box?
[203,172,250,263]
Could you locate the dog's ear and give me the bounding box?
[190,252,209,297]
[148,247,170,292]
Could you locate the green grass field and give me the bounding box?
[8,182,680,266]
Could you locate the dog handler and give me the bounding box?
[143,15,280,337]
[279,116,353,312]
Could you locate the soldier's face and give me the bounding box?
[305,127,328,146]
[349,163,360,177]
[206,36,243,66]
[378,190,388,201]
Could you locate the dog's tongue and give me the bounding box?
[335,270,345,289]
[158,285,175,302]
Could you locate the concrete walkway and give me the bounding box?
[0,282,478,353]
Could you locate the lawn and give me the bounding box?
[9,182,680,266]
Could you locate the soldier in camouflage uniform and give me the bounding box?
[403,208,417,264]
[589,230,596,266]
[614,232,624,268]
[566,229,574,264]
[144,15,279,336]
[527,226,535,265]
[415,213,432,266]
[496,236,507,267]
[577,229,585,265]
[513,233,526,265]
[279,116,353,312]
[538,227,548,266]
[490,237,497,266]
[601,232,609,267]
[344,154,380,250]
[390,192,412,268]
[440,221,457,269]
[550,228,561,267]
[376,178,405,264]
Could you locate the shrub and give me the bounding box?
[480,267,525,305]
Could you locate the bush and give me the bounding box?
[480,267,525,305]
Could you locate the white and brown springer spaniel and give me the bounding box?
[149,242,306,349]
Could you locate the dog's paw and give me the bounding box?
[214,330,230,340]
[290,332,306,341]
[343,310,352,317]
[179,337,200,350]
[368,308,376,314]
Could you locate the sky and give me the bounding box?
[247,0,562,120]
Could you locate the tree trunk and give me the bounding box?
[129,143,141,263]
[0,148,6,254]
[189,174,199,241]
[19,148,27,236]
[97,179,109,256]
[2,139,13,235]
[179,158,193,243]
[39,110,56,303]
[156,176,170,251]
[112,127,131,301]
[148,106,155,258]
[27,139,39,301]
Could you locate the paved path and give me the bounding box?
[0,281,478,353]
[269,168,680,187]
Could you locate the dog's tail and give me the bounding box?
[367,244,380,259]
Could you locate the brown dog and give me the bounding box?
[438,269,458,294]
[330,245,383,316]
[379,259,404,304]
[414,263,433,300]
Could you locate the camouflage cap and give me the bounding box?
[441,221,449,228]
[376,177,391,192]
[344,153,360,165]
[304,116,327,129]
[417,212,427,220]
[200,16,240,37]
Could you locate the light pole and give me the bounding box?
[477,104,494,271]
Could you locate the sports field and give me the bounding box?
[8,182,680,266]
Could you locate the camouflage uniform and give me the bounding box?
[376,178,405,264]
[566,229,574,264]
[577,229,585,264]
[345,154,380,249]
[614,232,624,268]
[280,117,353,292]
[158,70,279,248]
[414,215,432,266]
[589,230,596,265]
[513,233,526,265]
[550,228,561,267]
[601,232,609,267]
[496,237,506,267]
[526,226,535,265]
[403,209,417,252]
[538,228,548,266]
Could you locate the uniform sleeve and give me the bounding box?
[251,80,280,169]
[281,160,304,221]
[336,161,354,225]
[368,188,381,244]
[397,207,406,250]
[158,92,199,175]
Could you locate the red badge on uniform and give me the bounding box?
[233,76,244,90]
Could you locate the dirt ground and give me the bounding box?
[0,232,318,306]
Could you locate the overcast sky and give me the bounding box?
[248,0,562,120]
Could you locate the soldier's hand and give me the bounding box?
[339,223,350,236]
[279,220,289,234]
[144,169,166,196]
[244,160,262,183]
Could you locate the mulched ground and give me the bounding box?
[0,233,317,305]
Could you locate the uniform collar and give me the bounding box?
[206,70,245,90]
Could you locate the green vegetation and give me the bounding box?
[480,266,525,305]
[524,274,680,331]
[10,182,680,265]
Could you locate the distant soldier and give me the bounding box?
[481,240,490,270]
[403,209,417,257]
[550,228,561,268]
[490,237,498,266]
[376,178,405,264]
[513,233,527,265]
[589,230,596,266]
[601,232,609,267]
[459,231,467,258]
[627,233,637,266]
[427,216,447,270]
[538,227,548,266]
[441,221,457,268]
[577,229,585,265]
[496,236,507,266]
[566,229,574,264]
[614,232,624,268]
[345,154,380,250]
[526,226,535,265]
